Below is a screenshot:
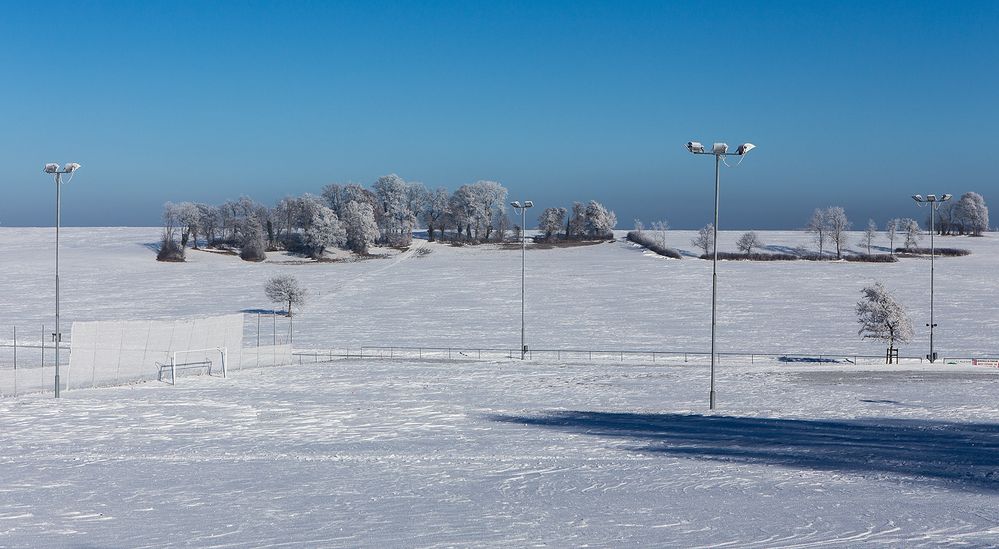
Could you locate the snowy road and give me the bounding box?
[1,359,996,547]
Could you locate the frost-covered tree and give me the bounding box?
[955,192,989,236]
[825,206,851,259]
[566,202,586,239]
[583,200,616,238]
[421,187,451,242]
[736,231,762,254]
[886,218,899,255]
[862,219,878,255]
[265,275,307,317]
[692,224,714,256]
[449,186,475,240]
[197,203,221,247]
[167,202,203,249]
[373,174,416,246]
[633,219,644,234]
[538,207,567,239]
[239,215,267,262]
[650,220,669,250]
[806,208,827,255]
[341,200,379,254]
[900,218,921,249]
[303,204,346,259]
[856,281,913,357]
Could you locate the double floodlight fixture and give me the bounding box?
[511,200,534,209]
[686,141,755,156]
[44,162,81,174]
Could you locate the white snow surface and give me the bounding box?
[0,359,997,547]
[1,227,998,357]
[0,227,997,546]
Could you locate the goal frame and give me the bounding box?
[168,347,228,385]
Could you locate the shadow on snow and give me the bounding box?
[489,411,999,492]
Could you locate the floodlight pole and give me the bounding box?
[710,154,720,409]
[685,142,754,410]
[912,194,950,363]
[520,205,526,360]
[511,200,533,359]
[54,171,62,398]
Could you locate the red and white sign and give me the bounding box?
[971,359,999,368]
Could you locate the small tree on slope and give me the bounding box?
[691,224,714,256]
[736,231,762,254]
[856,281,913,359]
[265,275,308,317]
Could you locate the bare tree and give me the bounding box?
[736,231,762,254]
[265,275,308,317]
[825,206,851,259]
[901,218,921,250]
[886,218,899,255]
[650,220,669,250]
[806,208,826,255]
[862,219,878,255]
[691,224,714,256]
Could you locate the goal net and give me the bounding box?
[66,314,244,390]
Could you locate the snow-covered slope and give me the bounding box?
[1,227,996,357]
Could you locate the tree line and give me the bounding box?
[158,175,617,261]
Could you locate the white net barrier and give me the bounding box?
[241,344,293,370]
[65,314,245,391]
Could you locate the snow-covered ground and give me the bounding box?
[0,358,996,547]
[1,227,997,357]
[0,227,997,546]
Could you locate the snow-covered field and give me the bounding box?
[0,227,997,546]
[1,227,998,357]
[1,358,997,547]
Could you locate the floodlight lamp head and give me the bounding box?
[941,193,952,201]
[712,143,728,154]
[44,163,60,174]
[510,201,522,209]
[926,194,937,202]
[736,143,756,155]
[64,162,81,173]
[524,200,534,208]
[686,141,704,154]
[912,194,924,203]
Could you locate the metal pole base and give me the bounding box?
[54,374,60,398]
[709,390,716,410]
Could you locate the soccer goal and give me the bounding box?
[163,347,228,385]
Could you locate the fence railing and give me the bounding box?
[290,345,974,366]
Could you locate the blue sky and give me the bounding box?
[1,1,996,229]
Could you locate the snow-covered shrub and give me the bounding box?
[156,231,185,262]
[626,231,681,259]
